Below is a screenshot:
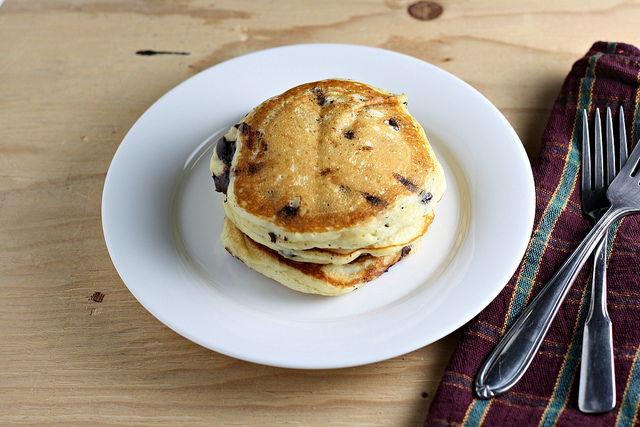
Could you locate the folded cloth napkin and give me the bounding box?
[425,41,640,426]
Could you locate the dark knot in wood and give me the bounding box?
[408,1,443,20]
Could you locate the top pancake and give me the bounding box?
[212,79,446,250]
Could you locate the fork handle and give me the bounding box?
[475,206,627,398]
[579,236,616,413]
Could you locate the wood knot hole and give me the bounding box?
[408,1,443,20]
[90,292,105,303]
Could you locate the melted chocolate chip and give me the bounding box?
[312,87,326,106]
[240,130,267,157]
[269,232,277,243]
[279,204,299,218]
[212,132,236,194]
[238,122,264,151]
[213,170,230,194]
[393,172,419,192]
[344,130,355,139]
[387,118,400,131]
[247,162,263,175]
[216,136,236,166]
[362,192,386,207]
[420,191,433,204]
[320,168,332,176]
[400,245,413,258]
[277,197,301,220]
[258,140,268,154]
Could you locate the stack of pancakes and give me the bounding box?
[210,79,446,296]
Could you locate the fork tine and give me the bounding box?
[616,131,640,180]
[594,108,604,189]
[606,107,616,184]
[619,106,628,170]
[582,109,592,194]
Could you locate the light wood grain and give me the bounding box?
[2,1,640,425]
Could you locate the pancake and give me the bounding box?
[220,217,421,296]
[210,79,446,295]
[269,210,434,265]
[211,78,446,251]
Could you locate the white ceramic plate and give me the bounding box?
[102,44,535,369]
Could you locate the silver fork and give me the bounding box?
[475,111,640,399]
[579,107,628,413]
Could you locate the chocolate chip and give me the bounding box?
[269,232,277,243]
[344,130,355,139]
[408,1,443,20]
[238,122,263,150]
[320,168,332,176]
[233,161,264,177]
[213,170,230,194]
[386,118,400,131]
[247,162,263,174]
[278,197,301,219]
[400,245,412,258]
[215,136,236,166]
[280,204,299,218]
[393,172,419,192]
[420,191,433,204]
[312,87,326,106]
[362,192,386,207]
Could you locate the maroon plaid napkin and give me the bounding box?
[425,42,640,426]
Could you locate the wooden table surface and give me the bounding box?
[2,1,640,425]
